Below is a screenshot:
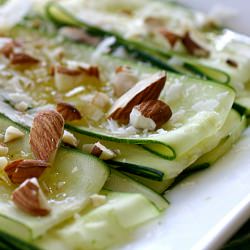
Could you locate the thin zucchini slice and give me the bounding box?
[126,109,245,193]
[0,26,235,162]
[44,1,250,114]
[104,169,169,211]
[51,191,160,250]
[0,114,109,240]
[45,2,230,84]
[191,111,247,169]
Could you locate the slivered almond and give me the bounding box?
[130,100,172,130]
[12,177,50,216]
[10,52,40,65]
[108,71,166,124]
[182,32,210,57]
[159,29,182,47]
[56,102,82,121]
[4,159,49,184]
[30,110,64,162]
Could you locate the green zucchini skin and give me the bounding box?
[104,169,169,210]
[0,231,41,250]
[45,2,231,84]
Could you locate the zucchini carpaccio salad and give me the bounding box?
[0,0,248,249]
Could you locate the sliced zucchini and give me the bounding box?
[126,109,245,193]
[45,2,231,84]
[104,169,169,211]
[0,26,235,162]
[191,111,247,169]
[0,114,109,240]
[52,191,160,250]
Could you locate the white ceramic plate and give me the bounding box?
[112,128,250,250]
[111,2,250,249]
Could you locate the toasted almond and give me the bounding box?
[4,159,49,184]
[130,100,172,130]
[4,126,24,143]
[12,177,50,216]
[108,71,166,124]
[59,27,101,46]
[30,110,64,162]
[226,59,238,68]
[10,52,40,65]
[159,29,182,47]
[182,32,210,57]
[56,102,82,121]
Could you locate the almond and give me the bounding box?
[12,177,50,216]
[4,126,24,143]
[62,130,78,147]
[79,64,100,78]
[159,29,182,47]
[108,71,166,124]
[112,66,138,97]
[182,32,209,57]
[10,52,40,65]
[30,110,64,162]
[82,142,119,160]
[4,159,49,184]
[130,100,172,130]
[1,40,21,58]
[56,102,82,121]
[56,65,83,76]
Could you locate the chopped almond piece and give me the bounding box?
[4,126,24,143]
[130,100,172,130]
[10,52,40,65]
[159,29,182,47]
[4,159,49,184]
[182,32,210,57]
[108,71,166,124]
[12,178,51,216]
[56,102,82,122]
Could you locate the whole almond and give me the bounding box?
[12,177,50,216]
[56,102,82,121]
[4,159,49,184]
[30,110,64,162]
[136,100,172,129]
[108,71,166,124]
